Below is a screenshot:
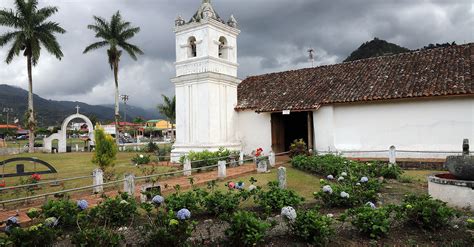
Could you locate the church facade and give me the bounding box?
[171,0,474,162]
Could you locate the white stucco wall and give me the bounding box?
[236,110,272,155]
[313,97,474,158]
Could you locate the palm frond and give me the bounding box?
[120,42,143,60]
[120,26,140,40]
[5,34,24,64]
[83,41,108,54]
[0,31,20,46]
[37,32,63,60]
[0,9,20,28]
[35,6,58,23]
[31,38,41,66]
[37,21,66,34]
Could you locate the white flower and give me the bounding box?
[248,185,257,191]
[366,202,376,209]
[367,163,372,167]
[281,206,297,221]
[338,176,344,181]
[327,175,334,180]
[326,213,334,218]
[356,182,361,186]
[340,191,350,198]
[341,172,347,177]
[120,200,129,205]
[360,177,369,183]
[322,185,333,194]
[118,226,128,231]
[388,163,393,168]
[140,154,144,158]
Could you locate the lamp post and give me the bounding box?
[120,94,129,123]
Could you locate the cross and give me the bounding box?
[75,105,80,114]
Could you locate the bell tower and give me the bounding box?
[171,0,241,162]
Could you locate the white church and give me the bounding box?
[170,0,474,162]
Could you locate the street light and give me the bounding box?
[119,94,129,123]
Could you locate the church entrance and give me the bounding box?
[271,111,314,153]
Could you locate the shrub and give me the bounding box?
[131,154,151,165]
[179,148,239,171]
[41,198,80,228]
[346,205,392,239]
[225,211,270,246]
[142,209,196,246]
[289,139,309,157]
[145,141,159,153]
[401,194,457,230]
[255,181,304,213]
[165,187,208,212]
[89,193,138,227]
[204,190,241,217]
[92,128,117,172]
[315,180,379,208]
[290,209,334,245]
[467,218,474,230]
[71,227,124,246]
[8,223,58,246]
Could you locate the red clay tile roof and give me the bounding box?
[236,43,474,112]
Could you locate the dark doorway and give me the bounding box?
[271,111,313,153]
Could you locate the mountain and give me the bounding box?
[344,38,410,62]
[0,84,160,127]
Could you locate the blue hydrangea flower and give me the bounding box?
[327,175,334,180]
[281,206,297,221]
[360,177,369,183]
[322,185,333,194]
[77,200,88,210]
[176,208,191,220]
[152,195,164,205]
[7,216,18,225]
[340,191,350,198]
[235,182,245,190]
[366,201,376,209]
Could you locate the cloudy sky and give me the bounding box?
[0,0,473,109]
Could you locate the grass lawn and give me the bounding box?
[0,152,177,201]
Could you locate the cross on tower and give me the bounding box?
[75,105,80,114]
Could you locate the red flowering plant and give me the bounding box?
[253,148,266,163]
[0,180,6,188]
[31,173,41,183]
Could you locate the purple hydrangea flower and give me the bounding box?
[152,195,164,205]
[177,208,191,220]
[340,191,350,198]
[77,200,88,210]
[7,216,18,225]
[235,182,245,190]
[360,177,369,183]
[366,202,376,209]
[327,175,334,180]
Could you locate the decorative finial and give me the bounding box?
[175,15,185,26]
[463,139,469,155]
[227,15,237,28]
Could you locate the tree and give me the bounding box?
[92,127,117,175]
[157,95,175,141]
[344,37,409,62]
[0,0,66,152]
[132,116,145,124]
[83,11,143,146]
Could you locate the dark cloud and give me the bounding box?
[0,0,472,109]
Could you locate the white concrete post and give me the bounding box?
[389,145,396,164]
[269,151,276,167]
[183,157,192,176]
[239,152,244,165]
[75,144,79,152]
[124,173,135,196]
[92,168,103,193]
[278,167,287,189]
[257,159,268,173]
[218,160,226,179]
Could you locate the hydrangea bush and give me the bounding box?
[289,209,334,245]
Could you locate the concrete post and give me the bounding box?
[218,160,226,179]
[92,168,103,193]
[269,151,276,167]
[239,152,244,165]
[75,144,79,152]
[278,167,287,189]
[389,145,396,164]
[124,173,135,196]
[257,159,268,173]
[183,157,192,176]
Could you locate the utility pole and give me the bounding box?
[308,48,315,67]
[2,108,14,137]
[120,94,129,123]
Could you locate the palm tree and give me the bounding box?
[0,0,65,153]
[157,95,175,141]
[83,11,143,145]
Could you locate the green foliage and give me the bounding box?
[400,194,457,230]
[179,148,239,172]
[346,206,392,239]
[41,198,80,227]
[344,37,410,62]
[157,95,176,125]
[71,227,124,246]
[378,162,403,179]
[142,209,196,247]
[289,139,309,158]
[157,145,172,161]
[8,223,58,247]
[131,153,151,165]
[467,218,474,230]
[89,193,138,227]
[92,128,117,171]
[26,208,41,219]
[315,180,380,208]
[225,211,270,247]
[255,181,304,213]
[165,187,208,212]
[290,209,334,246]
[204,190,241,217]
[145,141,159,153]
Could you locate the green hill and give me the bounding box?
[344,38,410,62]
